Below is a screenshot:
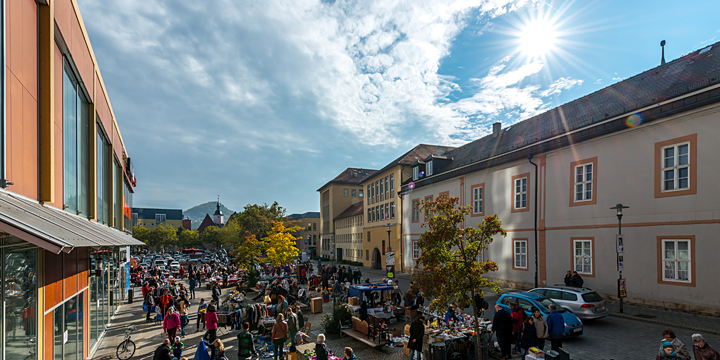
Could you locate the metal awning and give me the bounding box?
[0,190,144,254]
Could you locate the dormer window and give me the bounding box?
[413,166,419,180]
[427,160,433,176]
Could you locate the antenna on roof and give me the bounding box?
[660,40,666,65]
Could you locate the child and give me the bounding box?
[179,311,189,336]
[171,336,184,360]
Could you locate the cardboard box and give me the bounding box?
[404,324,411,336]
[311,297,323,314]
[349,297,360,306]
[403,341,410,356]
[388,327,402,337]
[405,308,418,316]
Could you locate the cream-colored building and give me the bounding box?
[287,212,320,255]
[333,203,364,262]
[401,42,720,314]
[318,168,376,259]
[362,145,453,271]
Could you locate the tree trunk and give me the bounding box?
[472,304,483,360]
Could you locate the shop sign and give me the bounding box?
[385,251,395,266]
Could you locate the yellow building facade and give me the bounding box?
[333,203,364,262]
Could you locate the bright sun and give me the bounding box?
[520,20,557,56]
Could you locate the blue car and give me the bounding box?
[496,291,583,337]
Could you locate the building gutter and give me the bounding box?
[528,155,538,288]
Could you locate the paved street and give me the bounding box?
[91,263,720,360]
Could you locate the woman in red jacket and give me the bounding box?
[205,305,219,343]
[271,314,288,360]
[163,308,181,343]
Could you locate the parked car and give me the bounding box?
[496,291,583,337]
[528,286,608,320]
[153,259,166,268]
[169,261,180,272]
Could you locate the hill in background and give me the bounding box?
[184,202,235,229]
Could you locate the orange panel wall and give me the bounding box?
[6,0,38,200]
[64,250,78,296]
[78,248,89,289]
[47,44,64,210]
[55,0,93,100]
[44,312,54,360]
[95,75,112,134]
[44,250,63,311]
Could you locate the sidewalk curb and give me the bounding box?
[608,312,720,335]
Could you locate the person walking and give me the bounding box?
[211,283,221,305]
[408,315,425,360]
[517,316,538,358]
[237,322,259,360]
[179,311,189,337]
[163,308,181,343]
[315,334,329,360]
[153,339,172,360]
[546,305,564,352]
[658,329,691,360]
[205,305,219,342]
[286,308,299,347]
[210,339,226,360]
[492,304,514,360]
[531,307,548,351]
[272,314,289,360]
[510,303,526,354]
[563,270,572,286]
[295,305,305,332]
[189,277,197,300]
[196,298,208,332]
[144,288,155,323]
[692,334,720,360]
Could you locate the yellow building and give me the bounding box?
[318,168,376,259]
[333,203,364,262]
[131,207,185,230]
[287,212,321,255]
[362,145,453,271]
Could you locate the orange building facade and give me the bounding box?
[2,1,143,360]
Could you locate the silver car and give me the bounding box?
[528,286,608,320]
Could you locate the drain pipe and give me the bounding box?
[528,154,539,288]
[1,0,6,188]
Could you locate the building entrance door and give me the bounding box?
[372,248,381,269]
[337,248,343,262]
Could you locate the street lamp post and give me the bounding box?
[386,224,392,252]
[610,203,629,313]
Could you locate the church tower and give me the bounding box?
[213,196,224,225]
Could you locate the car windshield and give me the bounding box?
[534,297,566,313]
[582,292,604,303]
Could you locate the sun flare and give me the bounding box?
[520,20,557,56]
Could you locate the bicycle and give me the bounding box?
[116,325,137,360]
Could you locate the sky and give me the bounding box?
[76,0,720,215]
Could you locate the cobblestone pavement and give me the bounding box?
[92,264,720,360]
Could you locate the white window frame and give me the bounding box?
[473,186,483,214]
[412,201,419,222]
[385,176,389,194]
[513,240,527,269]
[662,239,691,283]
[344,189,348,197]
[413,167,419,180]
[155,214,166,225]
[413,241,420,259]
[427,161,433,176]
[390,174,394,192]
[574,163,593,202]
[514,178,528,209]
[390,202,395,219]
[661,142,691,192]
[573,239,593,275]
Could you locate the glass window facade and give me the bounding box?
[97,129,110,224]
[3,242,38,360]
[53,293,83,360]
[113,159,122,229]
[63,60,89,216]
[88,248,121,352]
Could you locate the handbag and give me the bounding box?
[264,295,271,304]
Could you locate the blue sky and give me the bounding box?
[76,0,720,215]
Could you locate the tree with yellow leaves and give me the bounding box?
[263,221,302,267]
[233,234,264,270]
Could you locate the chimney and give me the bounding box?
[492,122,501,138]
[660,40,666,65]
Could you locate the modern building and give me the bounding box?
[287,212,320,255]
[362,145,453,270]
[131,207,184,230]
[0,1,145,360]
[401,41,720,314]
[317,168,376,259]
[333,203,364,263]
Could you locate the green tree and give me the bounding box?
[230,202,287,241]
[178,228,200,249]
[152,224,179,251]
[232,235,264,270]
[412,195,507,360]
[218,220,243,249]
[200,226,221,249]
[132,226,152,246]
